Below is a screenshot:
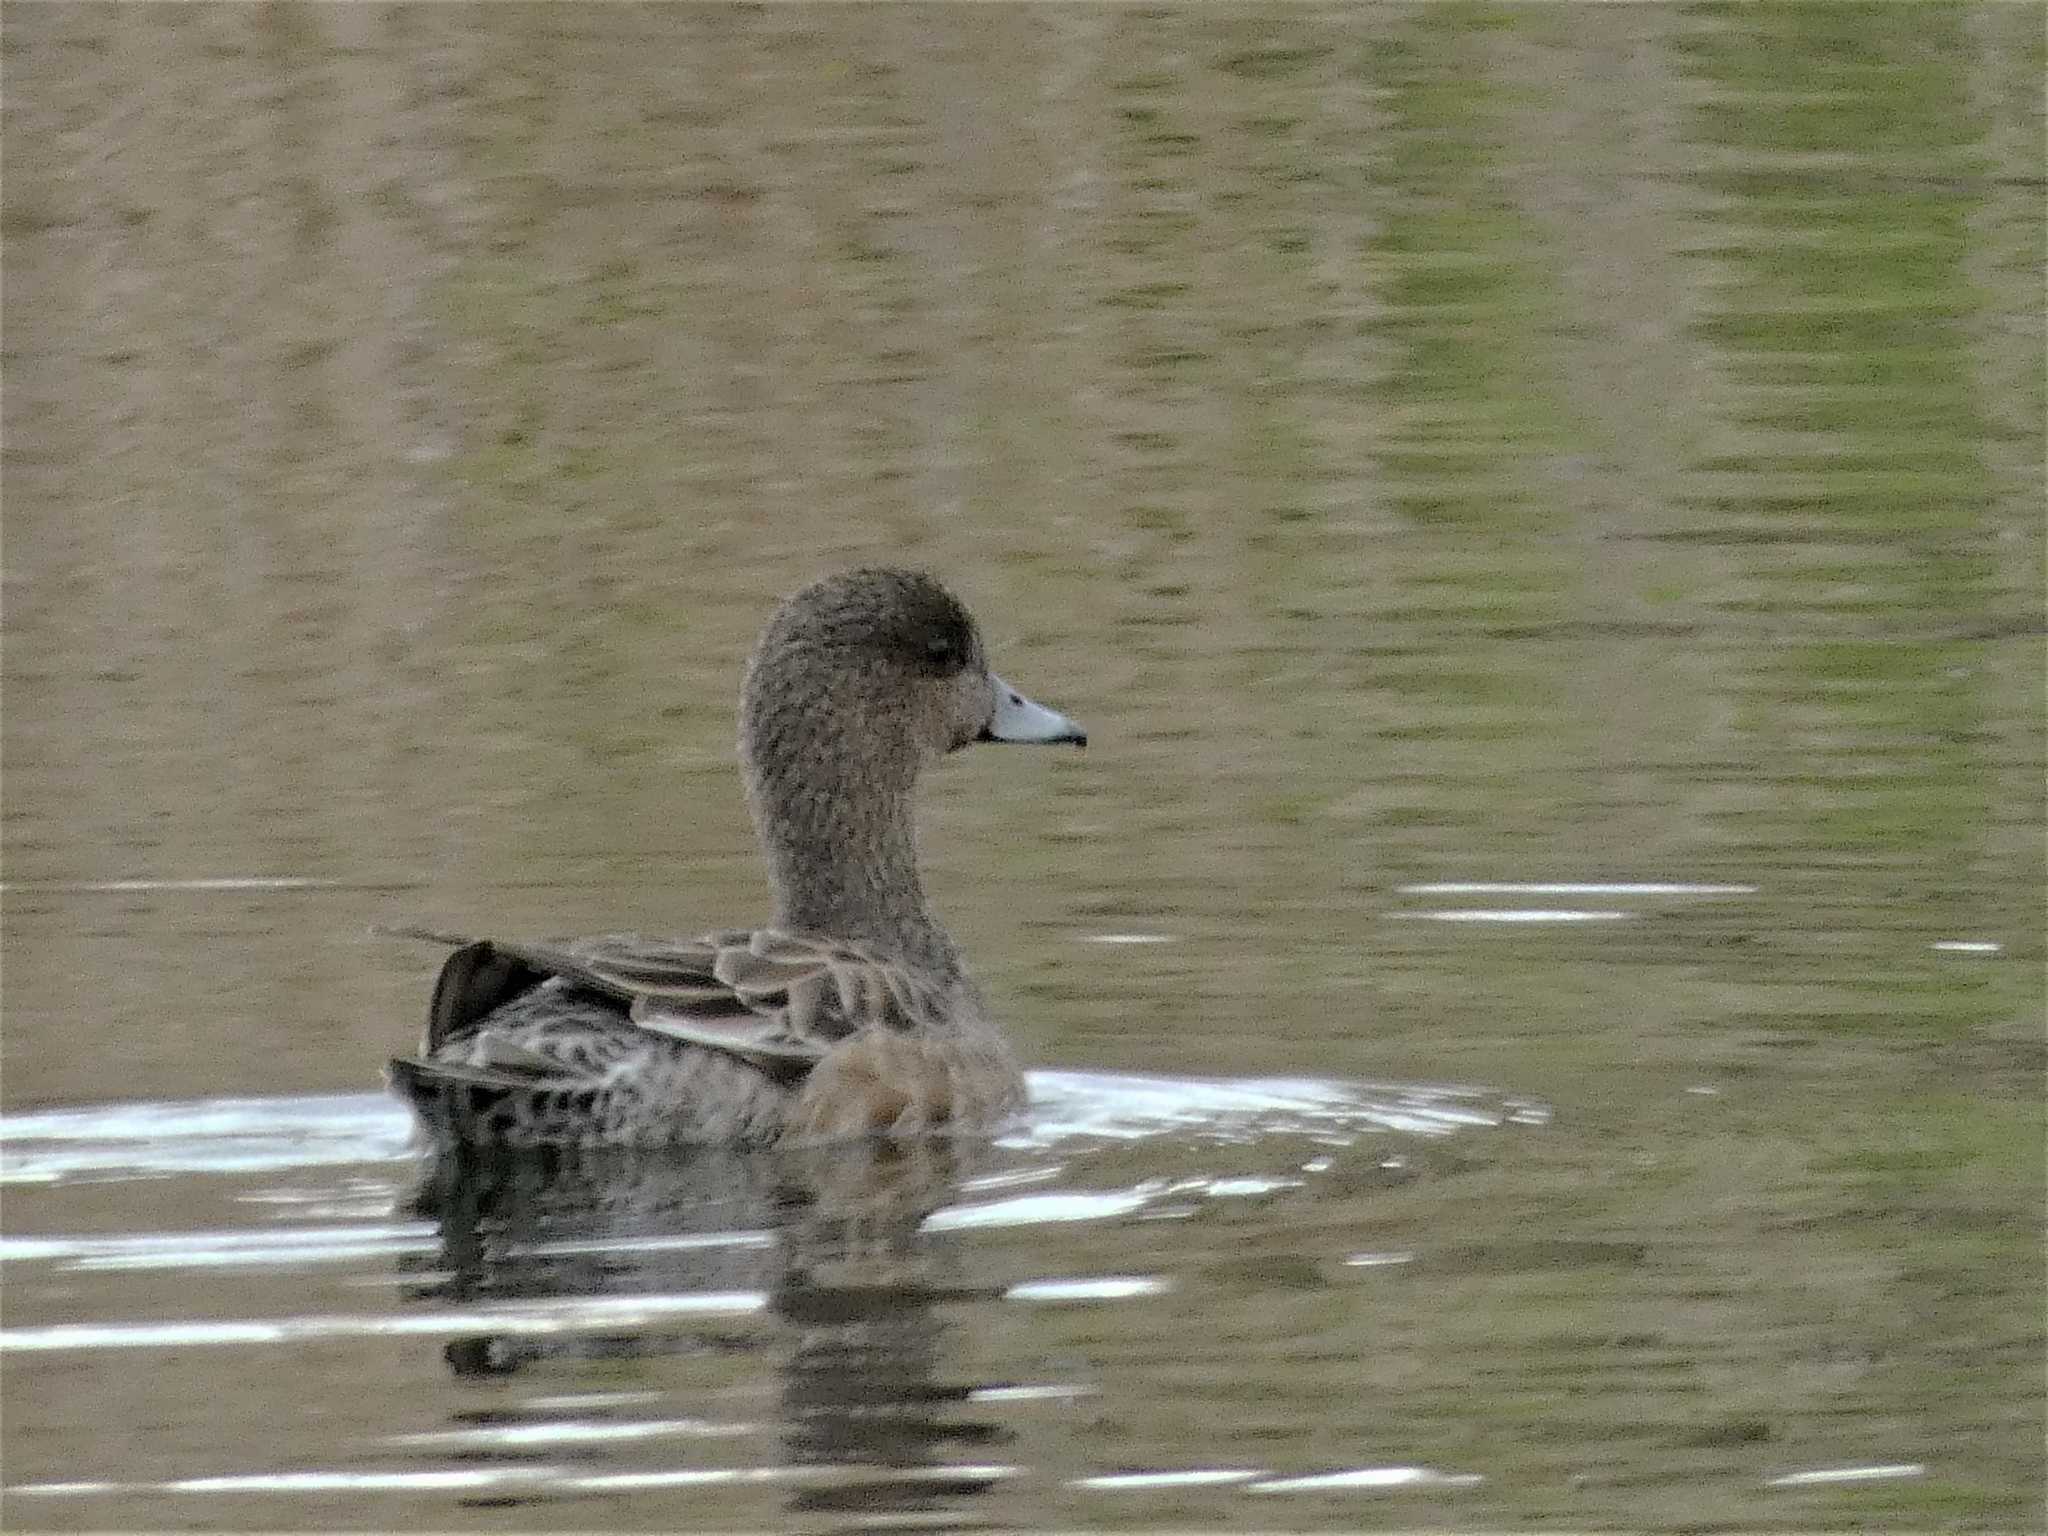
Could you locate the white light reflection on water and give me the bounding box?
[12,1463,1017,1497]
[1386,879,1760,927]
[928,1171,1307,1233]
[0,1291,768,1353]
[957,1162,1068,1194]
[0,1216,773,1276]
[1004,1276,1169,1303]
[1389,908,1633,923]
[386,1416,757,1450]
[0,1224,435,1272]
[1400,881,1757,896]
[0,1068,1533,1186]
[1250,1465,1486,1492]
[1077,1469,1265,1489]
[1012,1069,1515,1147]
[559,1463,1019,1492]
[1766,1463,1927,1487]
[1343,1250,1417,1268]
[174,1469,554,1493]
[968,1383,1097,1403]
[1203,1175,1300,1197]
[0,876,350,894]
[926,1188,1160,1231]
[510,1230,775,1260]
[0,1093,419,1182]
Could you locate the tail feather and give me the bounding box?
[388,1054,544,1096]
[426,942,554,1053]
[372,924,474,949]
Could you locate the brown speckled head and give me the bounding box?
[737,568,1082,970]
[745,568,988,778]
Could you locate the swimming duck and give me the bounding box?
[387,567,1085,1145]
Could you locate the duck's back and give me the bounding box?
[392,982,796,1145]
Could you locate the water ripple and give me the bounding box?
[0,1069,1536,1184]
[0,1291,768,1353]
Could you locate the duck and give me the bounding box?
[386,566,1085,1146]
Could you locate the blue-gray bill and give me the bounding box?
[982,674,1086,747]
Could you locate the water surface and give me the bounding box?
[4,3,2041,1529]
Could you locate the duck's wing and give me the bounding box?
[619,928,949,1068]
[382,925,946,1079]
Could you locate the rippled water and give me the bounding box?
[5,3,2042,1530]
[5,1073,1546,1526]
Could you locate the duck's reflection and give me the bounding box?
[398,1136,1013,1517]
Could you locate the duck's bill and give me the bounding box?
[981,675,1087,747]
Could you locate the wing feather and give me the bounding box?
[384,923,938,1084]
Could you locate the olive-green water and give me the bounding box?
[3,4,2042,1530]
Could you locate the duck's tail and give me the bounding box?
[370,923,472,949]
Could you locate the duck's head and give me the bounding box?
[740,567,1084,796]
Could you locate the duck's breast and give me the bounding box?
[783,1023,1025,1141]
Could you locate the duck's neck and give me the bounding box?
[746,746,960,979]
